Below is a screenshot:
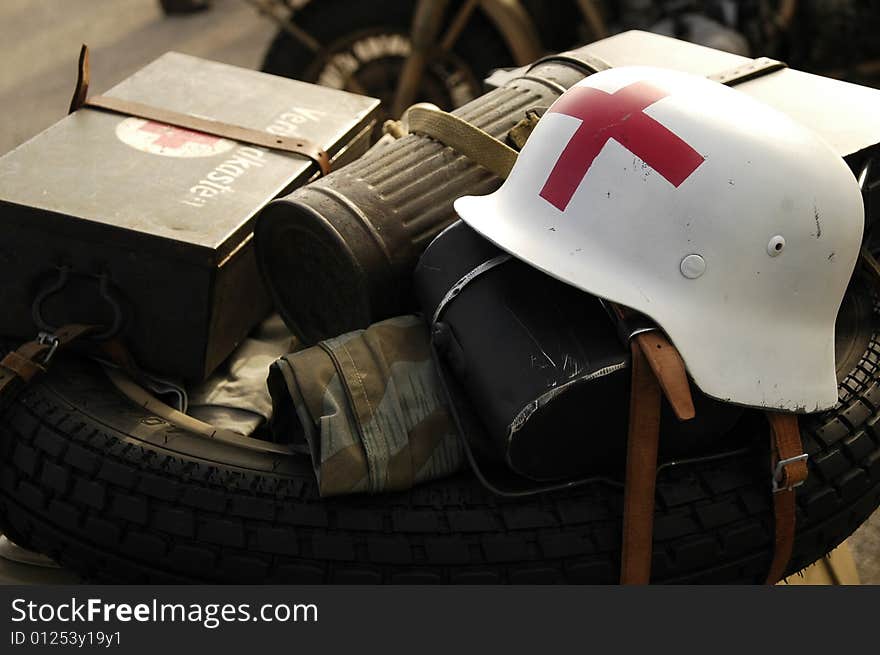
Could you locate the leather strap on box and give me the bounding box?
[68,45,331,176]
[530,52,786,88]
[708,57,788,87]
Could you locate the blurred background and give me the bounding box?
[1,0,878,583]
[3,0,880,155]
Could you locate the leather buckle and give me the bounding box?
[772,453,809,493]
[0,351,46,382]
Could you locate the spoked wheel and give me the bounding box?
[305,28,482,116]
[261,0,515,124]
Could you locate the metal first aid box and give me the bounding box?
[0,52,379,380]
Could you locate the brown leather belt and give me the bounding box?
[0,325,97,395]
[613,304,696,585]
[68,45,331,176]
[620,339,663,584]
[764,412,809,583]
[616,307,807,585]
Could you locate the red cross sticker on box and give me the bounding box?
[540,81,706,211]
[115,117,236,159]
[137,122,223,149]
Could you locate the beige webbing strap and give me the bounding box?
[68,45,331,176]
[407,106,518,178]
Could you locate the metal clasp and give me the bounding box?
[772,453,809,493]
[36,332,60,366]
[597,298,659,344]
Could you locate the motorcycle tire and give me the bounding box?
[0,280,879,584]
[261,0,513,112]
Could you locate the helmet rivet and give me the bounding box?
[768,235,785,256]
[680,254,706,279]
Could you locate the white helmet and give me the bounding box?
[454,66,864,412]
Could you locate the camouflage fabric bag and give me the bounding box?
[267,315,464,496]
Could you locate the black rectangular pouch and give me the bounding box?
[414,220,632,483]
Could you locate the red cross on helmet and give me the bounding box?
[454,66,865,412]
